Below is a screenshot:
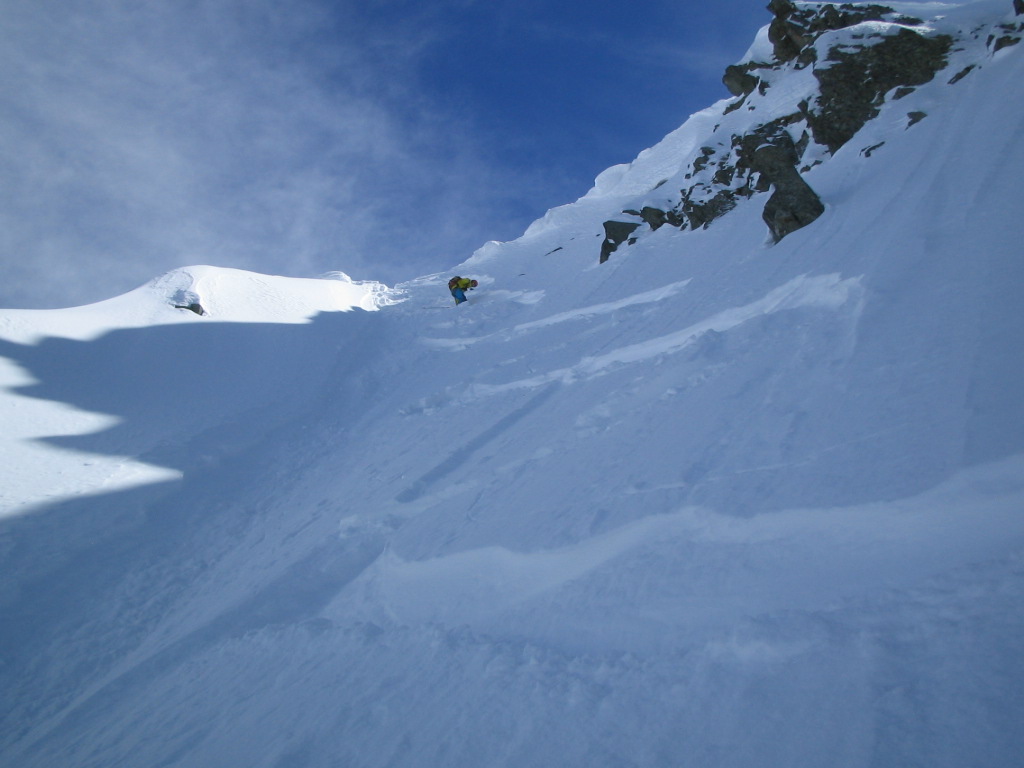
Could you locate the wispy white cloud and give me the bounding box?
[0,0,536,308]
[0,0,781,309]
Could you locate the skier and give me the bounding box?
[448,276,478,305]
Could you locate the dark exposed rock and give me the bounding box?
[808,4,922,32]
[767,0,797,19]
[171,289,205,316]
[807,29,953,152]
[949,65,977,84]
[723,64,761,97]
[768,0,810,62]
[762,186,825,243]
[603,208,682,252]
[640,206,674,230]
[713,163,737,186]
[691,147,716,175]
[733,116,806,185]
[594,1,982,261]
[745,129,799,173]
[984,20,1022,49]
[600,220,642,263]
[680,189,741,230]
[1015,0,1023,15]
[748,133,824,242]
[174,302,206,316]
[991,34,1021,51]
[796,45,820,70]
[672,115,821,240]
[723,95,750,115]
[765,0,923,65]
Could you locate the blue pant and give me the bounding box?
[452,288,467,304]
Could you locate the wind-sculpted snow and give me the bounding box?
[0,265,385,345]
[1,3,1023,767]
[421,279,689,348]
[338,455,1024,653]
[461,273,862,396]
[0,266,386,514]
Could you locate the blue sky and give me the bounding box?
[0,0,775,308]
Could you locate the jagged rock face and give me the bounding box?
[750,132,825,242]
[806,28,952,153]
[723,65,761,97]
[638,206,680,230]
[768,0,924,63]
[991,16,1024,50]
[680,189,742,230]
[767,0,811,61]
[760,168,825,242]
[600,220,641,263]
[599,0,966,262]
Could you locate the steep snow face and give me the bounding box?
[1,3,1023,767]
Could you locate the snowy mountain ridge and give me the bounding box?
[1,2,1023,766]
[527,0,1022,257]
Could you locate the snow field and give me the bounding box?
[1,3,1023,766]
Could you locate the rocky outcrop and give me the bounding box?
[767,0,811,62]
[805,28,952,152]
[990,18,1024,51]
[723,64,761,97]
[638,206,680,230]
[758,163,825,242]
[174,302,206,316]
[680,189,743,231]
[765,0,922,65]
[600,219,642,263]
[596,1,967,263]
[749,132,825,242]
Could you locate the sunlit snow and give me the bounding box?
[1,2,1022,766]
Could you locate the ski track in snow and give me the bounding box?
[463,273,863,397]
[420,279,692,349]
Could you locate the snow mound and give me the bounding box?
[0,266,389,344]
[0,266,389,514]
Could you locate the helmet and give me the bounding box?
[470,280,478,288]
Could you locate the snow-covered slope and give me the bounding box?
[1,2,1023,766]
[0,266,389,511]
